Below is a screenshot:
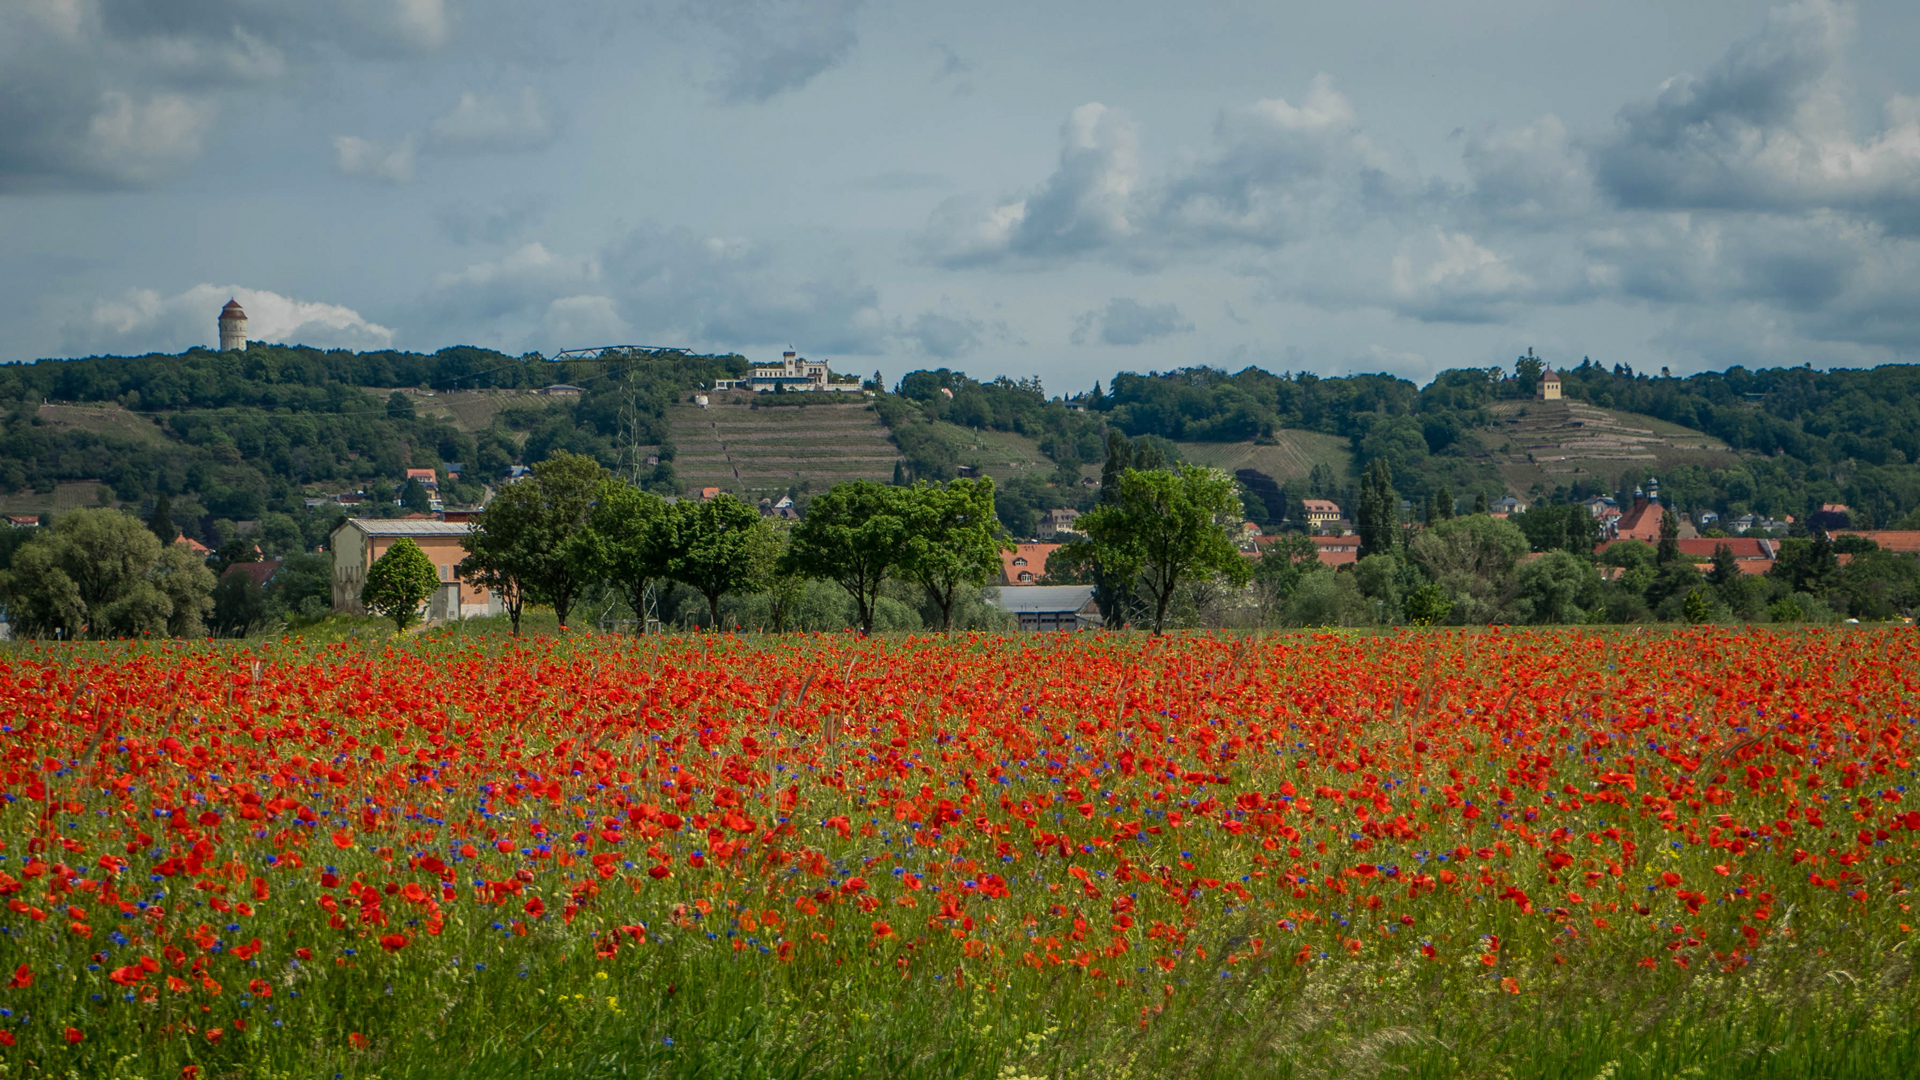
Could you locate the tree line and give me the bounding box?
[356,452,1011,637]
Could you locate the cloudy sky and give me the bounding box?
[4,0,1919,392]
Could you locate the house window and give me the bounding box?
[1018,572,1033,582]
[1013,557,1027,566]
[439,564,453,582]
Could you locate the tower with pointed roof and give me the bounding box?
[1538,366,1562,400]
[218,299,248,351]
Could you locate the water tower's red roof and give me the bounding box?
[220,299,246,320]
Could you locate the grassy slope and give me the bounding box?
[667,395,901,496]
[1479,398,1741,495]
[1175,430,1355,484]
[920,421,1057,484]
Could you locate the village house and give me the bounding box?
[1311,535,1362,568]
[329,519,501,621]
[1035,507,1082,538]
[1299,498,1343,529]
[1000,542,1060,585]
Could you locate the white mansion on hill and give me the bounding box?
[713,350,863,393]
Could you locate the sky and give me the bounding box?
[4,0,1919,395]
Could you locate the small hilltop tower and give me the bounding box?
[1538,366,1562,400]
[218,299,248,351]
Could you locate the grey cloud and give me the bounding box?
[1070,298,1193,346]
[902,312,984,359]
[436,192,549,245]
[0,0,544,191]
[695,0,863,104]
[1155,76,1407,247]
[419,226,890,356]
[1460,115,1598,229]
[923,79,1411,267]
[920,102,1138,265]
[1591,0,1920,231]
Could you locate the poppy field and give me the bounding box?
[2,628,1918,1079]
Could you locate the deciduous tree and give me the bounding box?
[666,493,763,630]
[459,450,605,633]
[785,480,911,635]
[1064,465,1249,635]
[898,478,1007,630]
[362,537,441,632]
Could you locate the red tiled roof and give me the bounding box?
[1835,530,1920,553]
[221,560,280,587]
[220,299,246,320]
[1599,537,1773,560]
[1000,543,1060,585]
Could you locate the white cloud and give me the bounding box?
[332,134,416,184]
[427,87,556,153]
[1388,230,1532,323]
[61,283,395,356]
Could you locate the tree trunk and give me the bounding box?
[707,590,723,631]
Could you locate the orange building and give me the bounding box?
[329,519,501,620]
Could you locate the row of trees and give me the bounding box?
[365,452,1009,636]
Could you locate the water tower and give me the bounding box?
[218,299,248,351]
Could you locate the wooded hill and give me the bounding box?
[5,346,1920,545]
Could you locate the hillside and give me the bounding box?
[1173,431,1354,486]
[665,394,900,496]
[1478,399,1740,496]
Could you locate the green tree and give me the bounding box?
[1657,508,1681,564]
[1407,514,1529,624]
[570,479,671,634]
[785,480,912,635]
[264,552,334,624]
[1515,550,1602,624]
[1770,531,1839,595]
[1683,588,1712,625]
[1355,458,1398,557]
[742,520,807,632]
[666,493,763,630]
[361,537,441,632]
[1706,542,1740,587]
[0,508,212,640]
[1091,431,1139,627]
[459,450,607,633]
[1431,483,1454,522]
[400,478,432,514]
[211,568,267,638]
[152,545,216,638]
[1252,533,1325,623]
[1404,582,1453,627]
[386,391,415,420]
[1063,464,1250,635]
[147,493,175,545]
[898,478,1007,630]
